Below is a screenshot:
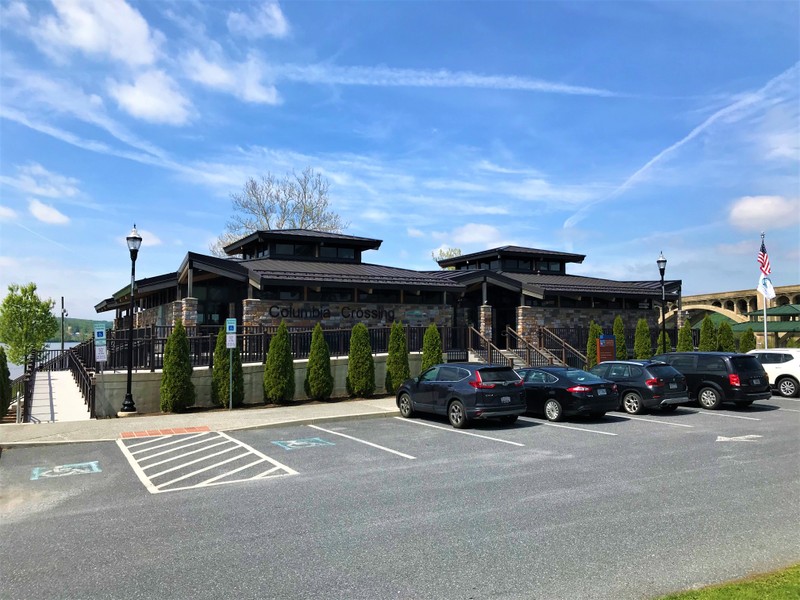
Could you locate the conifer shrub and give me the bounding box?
[160,320,195,413]
[385,321,410,394]
[0,347,11,419]
[305,323,334,401]
[739,327,757,353]
[212,328,244,408]
[656,329,672,354]
[717,321,736,352]
[346,323,375,397]
[421,323,442,371]
[586,321,603,368]
[264,320,295,404]
[677,320,694,352]
[634,318,652,359]
[613,315,628,360]
[698,315,717,351]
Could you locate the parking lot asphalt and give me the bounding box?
[0,396,400,446]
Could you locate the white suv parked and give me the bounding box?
[747,349,800,398]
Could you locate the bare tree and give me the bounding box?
[432,247,462,270]
[211,167,349,256]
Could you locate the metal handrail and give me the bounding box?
[468,327,512,366]
[22,352,36,423]
[67,349,96,418]
[538,326,587,368]
[505,327,558,367]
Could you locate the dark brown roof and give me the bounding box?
[223,229,382,255]
[438,245,586,268]
[503,273,681,298]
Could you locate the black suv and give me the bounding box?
[396,363,526,428]
[589,360,689,414]
[651,352,772,409]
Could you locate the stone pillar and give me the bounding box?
[182,297,198,330]
[479,304,492,342]
[516,305,537,342]
[168,301,183,326]
[243,299,266,327]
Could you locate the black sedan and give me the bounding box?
[516,366,619,421]
[589,360,689,414]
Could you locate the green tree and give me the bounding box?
[346,323,375,397]
[0,347,11,420]
[212,328,244,408]
[385,321,410,394]
[677,320,694,352]
[0,283,58,365]
[421,323,443,371]
[160,320,195,412]
[698,315,717,352]
[304,323,334,401]
[432,247,462,269]
[586,321,603,368]
[264,320,295,404]
[613,316,628,360]
[739,328,757,353]
[634,318,652,359]
[717,321,736,352]
[656,329,672,354]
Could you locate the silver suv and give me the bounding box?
[747,349,800,398]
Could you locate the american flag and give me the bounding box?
[758,239,771,276]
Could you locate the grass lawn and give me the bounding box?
[659,563,800,599]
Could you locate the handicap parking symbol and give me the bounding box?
[31,461,102,480]
[271,437,335,451]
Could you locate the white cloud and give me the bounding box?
[107,71,192,125]
[729,195,800,231]
[0,206,18,220]
[29,199,69,224]
[0,163,80,198]
[407,228,424,238]
[227,1,289,39]
[450,223,508,247]
[33,0,161,66]
[182,51,280,105]
[120,228,162,248]
[0,1,29,23]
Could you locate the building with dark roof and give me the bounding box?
[96,229,681,349]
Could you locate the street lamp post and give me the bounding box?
[657,252,668,353]
[119,225,142,414]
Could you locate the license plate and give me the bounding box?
[753,378,760,385]
[669,382,677,389]
[501,396,511,404]
[598,389,607,396]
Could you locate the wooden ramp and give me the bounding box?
[29,371,92,423]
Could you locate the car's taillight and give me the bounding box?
[611,384,618,393]
[729,373,741,387]
[514,378,524,387]
[567,385,591,393]
[645,378,664,387]
[469,371,496,389]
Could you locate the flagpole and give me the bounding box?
[761,232,768,349]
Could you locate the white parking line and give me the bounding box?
[777,408,800,413]
[309,424,417,459]
[518,417,618,436]
[683,410,761,421]
[617,415,694,428]
[394,417,526,446]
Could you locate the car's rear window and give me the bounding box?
[478,368,521,382]
[648,365,680,378]
[564,369,605,383]
[730,356,765,372]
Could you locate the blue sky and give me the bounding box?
[1,0,798,320]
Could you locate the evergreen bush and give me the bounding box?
[385,321,410,394]
[346,323,375,397]
[212,328,244,408]
[634,318,652,359]
[421,323,442,371]
[698,315,717,351]
[305,323,334,401]
[613,316,627,360]
[0,347,11,419]
[677,320,694,352]
[656,329,672,354]
[264,320,295,404]
[586,321,603,368]
[160,320,195,413]
[739,328,757,353]
[717,321,736,352]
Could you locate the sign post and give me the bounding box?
[225,318,237,410]
[94,323,107,364]
[596,334,616,364]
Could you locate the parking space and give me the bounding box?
[110,395,797,494]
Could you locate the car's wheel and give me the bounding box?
[398,392,414,418]
[499,415,518,425]
[776,376,799,398]
[544,399,563,422]
[622,392,644,415]
[448,400,469,429]
[660,404,678,412]
[698,387,722,409]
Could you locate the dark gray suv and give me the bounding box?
[396,363,526,428]
[651,352,772,409]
